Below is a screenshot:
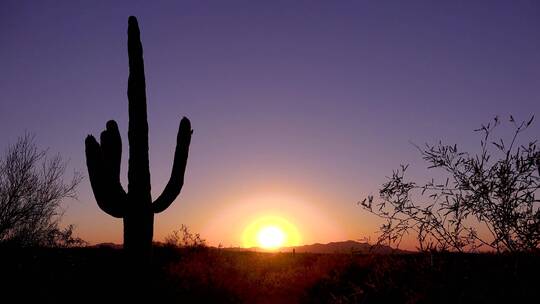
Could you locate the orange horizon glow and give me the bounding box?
[75,190,405,249]
[196,192,351,249]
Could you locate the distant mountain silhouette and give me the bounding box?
[91,240,408,254]
[227,240,408,254]
[287,240,409,254]
[288,240,404,254]
[91,242,123,249]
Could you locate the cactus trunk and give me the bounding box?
[124,206,153,259]
[85,16,192,260]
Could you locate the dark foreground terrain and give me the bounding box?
[1,246,538,303]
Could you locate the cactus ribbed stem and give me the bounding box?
[85,16,192,260]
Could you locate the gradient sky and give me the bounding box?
[1,0,539,249]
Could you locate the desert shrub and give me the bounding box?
[361,116,540,252]
[0,133,83,247]
[164,224,207,249]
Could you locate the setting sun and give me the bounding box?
[242,216,301,249]
[257,226,285,249]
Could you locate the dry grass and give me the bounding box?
[161,250,363,303]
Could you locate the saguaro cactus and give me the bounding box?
[85,16,192,258]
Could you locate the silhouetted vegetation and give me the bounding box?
[164,224,207,250]
[1,246,537,303]
[2,11,536,304]
[0,133,83,247]
[361,116,540,252]
[84,16,192,260]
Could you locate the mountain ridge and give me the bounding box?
[223,240,409,254]
[91,240,409,254]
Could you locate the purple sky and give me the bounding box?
[1,0,539,247]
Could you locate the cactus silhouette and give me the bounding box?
[85,16,192,259]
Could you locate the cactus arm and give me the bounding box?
[100,120,122,182]
[85,135,127,218]
[153,117,192,213]
[127,16,151,200]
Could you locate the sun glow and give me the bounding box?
[257,226,285,249]
[242,215,301,250]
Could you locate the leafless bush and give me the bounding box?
[360,116,540,252]
[164,224,206,249]
[0,133,83,247]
